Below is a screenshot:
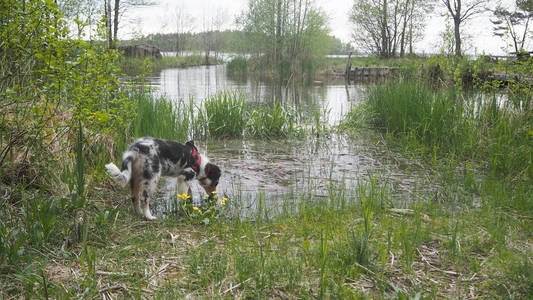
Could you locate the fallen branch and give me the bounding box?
[98,285,125,294]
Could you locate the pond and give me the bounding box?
[143,65,437,218]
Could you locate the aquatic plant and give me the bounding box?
[130,91,191,143]
[246,102,299,138]
[361,80,532,180]
[198,91,248,138]
[226,57,248,75]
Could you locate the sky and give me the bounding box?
[124,0,527,56]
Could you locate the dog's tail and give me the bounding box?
[105,150,136,188]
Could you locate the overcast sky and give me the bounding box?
[124,0,526,55]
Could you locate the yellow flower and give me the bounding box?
[192,206,198,210]
[219,197,228,205]
[192,206,202,214]
[211,191,217,194]
[177,193,191,199]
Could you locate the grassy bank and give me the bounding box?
[119,55,224,75]
[2,170,531,298]
[1,86,531,298]
[2,3,531,294]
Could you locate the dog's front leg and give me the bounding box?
[177,175,192,196]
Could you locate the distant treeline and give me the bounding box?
[120,30,354,55]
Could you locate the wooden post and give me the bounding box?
[345,52,352,83]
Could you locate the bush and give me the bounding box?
[226,57,248,75]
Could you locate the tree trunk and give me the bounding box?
[454,17,461,56]
[105,0,113,49]
[176,33,180,56]
[381,0,388,57]
[276,0,282,67]
[112,0,120,48]
[408,18,413,55]
[399,0,410,57]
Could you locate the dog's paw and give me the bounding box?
[145,215,157,221]
[143,209,157,220]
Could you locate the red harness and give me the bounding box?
[189,147,201,173]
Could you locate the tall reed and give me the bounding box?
[362,80,532,180]
[198,91,248,138]
[246,102,299,138]
[130,91,191,142]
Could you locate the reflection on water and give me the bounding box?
[145,65,437,218]
[148,65,366,125]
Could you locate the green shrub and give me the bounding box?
[227,57,248,75]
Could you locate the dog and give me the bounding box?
[105,137,221,220]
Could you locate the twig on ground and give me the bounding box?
[221,278,252,295]
[98,285,125,294]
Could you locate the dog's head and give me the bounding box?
[186,140,221,195]
[199,162,221,195]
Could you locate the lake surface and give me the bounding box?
[144,65,436,217]
[148,64,366,125]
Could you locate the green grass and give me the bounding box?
[197,91,307,139]
[130,91,191,142]
[1,83,531,298]
[198,91,248,138]
[246,102,300,139]
[227,57,248,75]
[1,172,531,298]
[108,90,312,143]
[357,80,532,182]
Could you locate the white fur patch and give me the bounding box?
[105,163,128,187]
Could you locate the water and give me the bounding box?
[143,65,437,217]
[148,64,365,125]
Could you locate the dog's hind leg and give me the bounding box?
[139,177,159,220]
[139,158,160,220]
[130,177,143,215]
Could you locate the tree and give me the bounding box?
[57,0,100,38]
[491,0,532,53]
[349,0,432,57]
[173,5,195,56]
[0,0,134,188]
[440,0,487,56]
[104,0,155,49]
[58,0,155,48]
[238,0,329,79]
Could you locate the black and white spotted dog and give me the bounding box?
[105,137,221,220]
